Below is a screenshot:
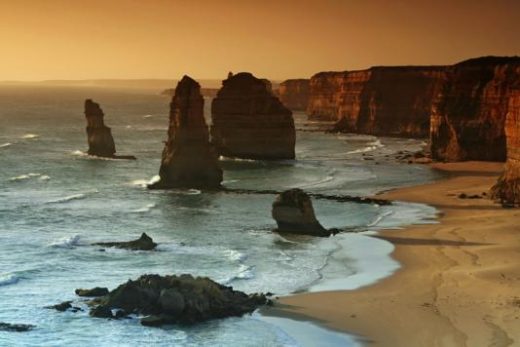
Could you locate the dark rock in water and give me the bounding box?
[75,287,109,297]
[93,233,157,251]
[89,305,113,319]
[84,99,136,160]
[272,189,333,237]
[87,274,269,326]
[149,76,223,189]
[45,301,73,312]
[0,322,35,332]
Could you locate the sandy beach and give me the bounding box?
[269,162,520,347]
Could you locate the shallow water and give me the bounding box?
[0,86,440,346]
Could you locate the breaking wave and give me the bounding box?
[0,273,19,286]
[346,139,385,155]
[49,235,82,248]
[21,133,39,139]
[0,142,12,148]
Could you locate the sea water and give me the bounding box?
[0,86,440,346]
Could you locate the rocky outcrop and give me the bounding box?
[430,57,520,161]
[149,76,223,189]
[85,274,269,326]
[85,99,116,157]
[75,287,109,297]
[308,67,445,137]
[93,233,157,251]
[211,72,296,160]
[272,189,335,237]
[277,79,310,111]
[162,88,219,98]
[0,323,35,332]
[491,78,520,206]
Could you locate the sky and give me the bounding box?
[0,0,519,81]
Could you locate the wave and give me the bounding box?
[0,142,12,148]
[143,114,153,119]
[0,273,19,286]
[21,133,39,139]
[46,190,97,204]
[39,175,51,181]
[131,203,156,213]
[224,249,248,263]
[222,265,256,285]
[219,156,258,163]
[49,235,81,248]
[130,175,160,188]
[346,139,385,155]
[9,173,41,181]
[367,211,394,227]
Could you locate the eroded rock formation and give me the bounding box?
[272,188,334,237]
[430,57,520,161]
[211,72,296,160]
[149,76,223,189]
[93,233,157,251]
[491,78,520,206]
[85,274,269,326]
[308,67,445,137]
[277,79,310,111]
[85,99,116,157]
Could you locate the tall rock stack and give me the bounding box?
[85,99,116,157]
[211,72,296,160]
[430,57,520,162]
[491,68,520,206]
[277,79,310,111]
[149,76,223,189]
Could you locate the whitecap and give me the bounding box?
[0,142,12,148]
[143,114,153,119]
[130,175,160,188]
[9,173,41,181]
[0,273,19,286]
[46,193,86,204]
[224,249,248,263]
[131,203,156,213]
[49,235,81,248]
[39,175,51,181]
[367,211,394,227]
[71,150,88,157]
[222,265,256,284]
[219,156,257,163]
[21,134,39,139]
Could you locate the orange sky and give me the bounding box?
[0,0,519,81]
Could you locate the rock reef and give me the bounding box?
[272,188,334,237]
[430,57,520,162]
[276,79,310,111]
[86,274,269,326]
[149,76,223,189]
[308,67,445,137]
[93,233,157,251]
[211,72,296,160]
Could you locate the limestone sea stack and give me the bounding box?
[491,75,520,206]
[149,76,223,189]
[211,72,296,160]
[430,57,520,161]
[277,79,310,111]
[272,188,332,237]
[85,99,116,157]
[307,67,445,137]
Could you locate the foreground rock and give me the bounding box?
[308,66,445,137]
[149,76,223,189]
[94,233,157,251]
[75,287,109,297]
[491,80,520,206]
[211,72,296,159]
[87,274,269,326]
[430,56,520,161]
[276,79,310,111]
[272,189,334,237]
[0,322,35,332]
[84,99,136,160]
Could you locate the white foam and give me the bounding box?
[0,142,12,148]
[131,203,156,213]
[219,156,258,162]
[46,190,97,204]
[0,273,19,286]
[49,235,81,248]
[21,133,38,139]
[224,249,248,263]
[39,175,51,181]
[347,139,385,155]
[367,211,394,227]
[9,173,41,181]
[143,114,153,118]
[130,175,160,188]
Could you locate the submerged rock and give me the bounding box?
[45,301,73,312]
[211,72,296,160]
[94,233,157,251]
[86,274,269,326]
[149,76,223,189]
[272,189,333,237]
[84,99,136,159]
[75,287,109,297]
[0,322,35,332]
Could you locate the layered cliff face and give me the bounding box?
[308,67,445,137]
[85,99,116,157]
[430,57,520,162]
[491,72,520,206]
[277,79,310,111]
[211,72,296,160]
[149,76,222,189]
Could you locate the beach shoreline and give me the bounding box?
[265,161,520,347]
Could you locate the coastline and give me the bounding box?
[266,161,520,346]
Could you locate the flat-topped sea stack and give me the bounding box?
[149,76,223,189]
[308,66,445,137]
[491,73,520,206]
[272,189,332,237]
[211,72,296,160]
[430,57,520,162]
[277,79,310,111]
[85,99,117,157]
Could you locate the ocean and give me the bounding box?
[0,85,440,346]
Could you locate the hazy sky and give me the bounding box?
[1,0,519,81]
